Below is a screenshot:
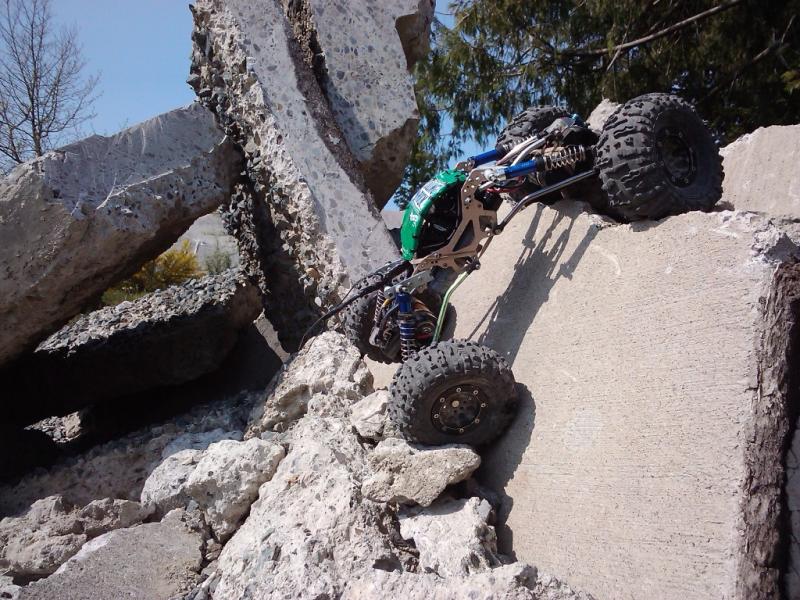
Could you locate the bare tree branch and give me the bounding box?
[562,0,745,58]
[0,0,98,171]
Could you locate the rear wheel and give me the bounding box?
[594,93,723,221]
[495,105,570,153]
[340,274,391,363]
[495,106,571,204]
[388,340,517,446]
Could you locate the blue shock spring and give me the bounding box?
[396,291,417,362]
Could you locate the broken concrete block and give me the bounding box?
[0,495,151,578]
[1,270,261,425]
[246,331,372,438]
[362,438,480,507]
[399,497,500,577]
[585,98,620,132]
[19,515,204,600]
[0,103,242,366]
[185,438,285,541]
[286,0,433,206]
[140,449,205,514]
[720,125,800,218]
[350,389,389,440]
[190,0,400,348]
[450,201,800,599]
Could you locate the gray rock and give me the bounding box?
[190,0,400,348]
[76,498,153,538]
[350,389,389,440]
[246,331,372,437]
[719,125,800,218]
[140,429,241,514]
[342,564,553,599]
[0,495,151,578]
[2,270,261,426]
[0,103,242,366]
[362,438,481,507]
[585,98,620,132]
[0,575,20,599]
[140,449,204,514]
[209,333,587,599]
[291,0,434,205]
[19,515,204,600]
[533,573,597,600]
[399,497,501,577]
[184,438,285,540]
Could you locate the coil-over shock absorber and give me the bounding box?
[542,145,586,170]
[395,290,417,362]
[532,146,587,186]
[373,288,386,330]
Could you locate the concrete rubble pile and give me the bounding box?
[188,0,429,348]
[0,333,594,600]
[0,103,242,366]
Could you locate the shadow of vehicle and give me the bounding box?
[460,200,602,554]
[476,382,536,558]
[468,200,601,365]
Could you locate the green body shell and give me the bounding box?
[400,169,466,260]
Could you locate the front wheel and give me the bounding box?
[594,93,723,221]
[388,340,518,446]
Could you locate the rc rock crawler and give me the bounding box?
[319,93,723,446]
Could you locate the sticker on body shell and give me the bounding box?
[411,178,447,209]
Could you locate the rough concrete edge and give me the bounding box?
[280,0,427,208]
[189,2,346,341]
[0,128,242,367]
[737,258,800,597]
[278,0,402,208]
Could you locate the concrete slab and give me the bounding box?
[18,517,203,600]
[190,0,400,347]
[0,103,241,366]
[448,201,800,599]
[720,125,800,219]
[301,0,433,205]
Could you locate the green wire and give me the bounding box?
[432,271,470,343]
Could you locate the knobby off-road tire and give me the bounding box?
[495,105,571,204]
[495,105,570,152]
[388,340,517,446]
[595,93,723,222]
[340,274,392,363]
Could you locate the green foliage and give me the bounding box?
[102,240,202,306]
[204,241,234,275]
[399,0,800,204]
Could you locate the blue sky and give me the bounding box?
[51,0,196,135]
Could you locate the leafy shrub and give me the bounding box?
[204,241,233,275]
[102,240,202,306]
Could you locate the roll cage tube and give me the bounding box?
[467,152,545,181]
[468,148,502,165]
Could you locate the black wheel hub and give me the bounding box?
[656,126,697,188]
[431,383,487,435]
